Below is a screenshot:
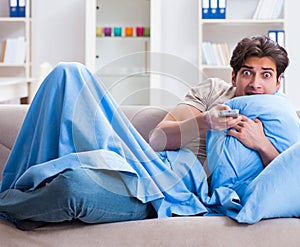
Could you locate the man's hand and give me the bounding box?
[228,115,279,167]
[205,104,242,131]
[228,116,265,150]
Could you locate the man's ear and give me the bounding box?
[231,71,237,86]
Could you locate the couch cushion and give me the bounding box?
[1,217,300,247]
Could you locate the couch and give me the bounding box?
[1,104,300,247]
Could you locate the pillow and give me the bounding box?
[234,141,300,224]
[207,93,300,197]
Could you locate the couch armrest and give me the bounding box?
[0,104,28,177]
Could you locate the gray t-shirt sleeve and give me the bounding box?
[180,78,236,112]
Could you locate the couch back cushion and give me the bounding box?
[121,105,168,142]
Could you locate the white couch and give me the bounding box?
[1,104,300,247]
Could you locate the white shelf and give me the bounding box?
[85,0,151,105]
[0,63,26,67]
[0,0,33,103]
[96,37,150,40]
[0,17,27,22]
[202,65,231,70]
[0,77,29,102]
[0,77,30,85]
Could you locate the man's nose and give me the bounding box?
[249,75,262,88]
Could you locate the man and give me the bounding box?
[150,35,289,168]
[0,35,295,230]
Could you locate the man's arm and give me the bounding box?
[149,104,206,151]
[149,103,242,151]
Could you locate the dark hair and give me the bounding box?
[230,35,289,80]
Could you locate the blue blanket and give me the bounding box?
[0,63,208,218]
[1,62,299,223]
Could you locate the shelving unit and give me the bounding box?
[198,0,285,84]
[0,0,33,103]
[85,0,150,105]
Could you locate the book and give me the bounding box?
[202,42,217,65]
[220,42,231,65]
[272,0,284,19]
[3,37,26,64]
[253,0,284,20]
[0,40,7,62]
[202,42,230,66]
[212,43,223,65]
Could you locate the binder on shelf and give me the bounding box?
[9,0,18,17]
[202,0,226,19]
[218,0,226,19]
[268,30,286,92]
[18,0,26,17]
[268,30,285,47]
[277,30,285,47]
[268,30,277,43]
[210,0,218,18]
[202,0,211,19]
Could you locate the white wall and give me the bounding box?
[285,1,300,110]
[31,0,86,80]
[150,0,199,106]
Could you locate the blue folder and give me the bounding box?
[202,0,211,19]
[18,0,26,17]
[9,0,18,17]
[218,0,226,19]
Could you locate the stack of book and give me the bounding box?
[0,37,26,64]
[202,42,231,66]
[253,0,284,20]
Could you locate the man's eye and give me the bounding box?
[242,70,251,76]
[264,72,272,78]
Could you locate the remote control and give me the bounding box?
[219,109,239,118]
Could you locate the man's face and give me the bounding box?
[232,56,281,96]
